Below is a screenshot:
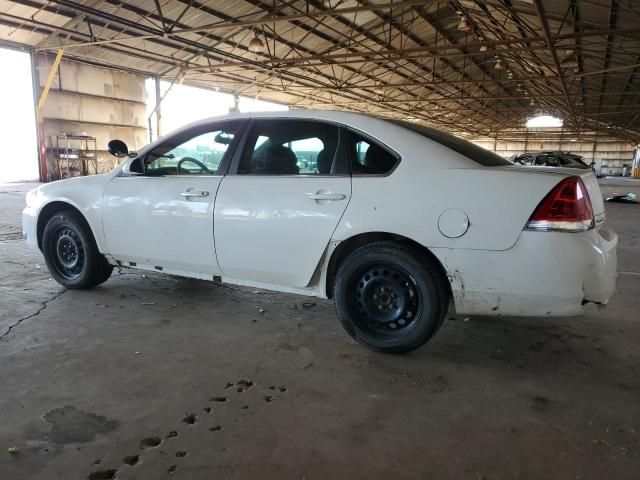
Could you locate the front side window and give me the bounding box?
[238,120,339,175]
[515,154,533,165]
[143,123,239,176]
[349,132,398,175]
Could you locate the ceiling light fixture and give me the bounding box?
[248,33,265,54]
[457,17,471,32]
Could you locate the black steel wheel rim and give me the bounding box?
[348,263,423,337]
[52,226,85,280]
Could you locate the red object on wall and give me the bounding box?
[38,122,47,182]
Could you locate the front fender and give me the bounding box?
[30,175,110,252]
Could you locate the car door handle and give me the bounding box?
[181,190,209,198]
[307,192,346,201]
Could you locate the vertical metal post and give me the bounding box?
[229,94,240,113]
[36,48,64,182]
[155,76,162,140]
[592,133,598,172]
[29,49,46,182]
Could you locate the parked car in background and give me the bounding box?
[22,111,617,353]
[509,152,594,171]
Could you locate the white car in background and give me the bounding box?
[22,110,618,353]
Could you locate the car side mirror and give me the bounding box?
[108,139,129,158]
[121,157,143,176]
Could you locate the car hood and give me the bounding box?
[37,173,112,195]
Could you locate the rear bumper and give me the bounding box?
[434,227,618,317]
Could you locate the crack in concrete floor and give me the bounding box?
[0,288,67,342]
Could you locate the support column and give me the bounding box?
[155,76,162,140]
[30,50,46,182]
[34,48,64,182]
[229,94,240,114]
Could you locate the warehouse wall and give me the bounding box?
[36,54,147,179]
[471,128,638,176]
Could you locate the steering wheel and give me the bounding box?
[177,157,211,174]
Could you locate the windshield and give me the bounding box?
[387,119,513,167]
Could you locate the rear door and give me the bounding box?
[213,119,351,287]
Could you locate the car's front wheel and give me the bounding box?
[42,210,113,289]
[333,242,448,354]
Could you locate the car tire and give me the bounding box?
[42,210,113,289]
[333,242,448,354]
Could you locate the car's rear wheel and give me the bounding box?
[333,242,448,354]
[42,210,113,289]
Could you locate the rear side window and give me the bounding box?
[534,155,547,166]
[349,131,398,175]
[238,120,339,175]
[546,155,559,166]
[558,155,573,166]
[387,119,512,167]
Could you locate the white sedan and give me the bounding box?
[23,110,618,353]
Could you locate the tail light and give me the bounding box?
[525,176,594,232]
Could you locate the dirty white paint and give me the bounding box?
[22,110,618,318]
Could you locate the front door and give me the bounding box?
[102,121,242,277]
[214,119,351,287]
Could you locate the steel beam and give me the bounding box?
[533,0,580,133]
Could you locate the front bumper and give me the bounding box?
[433,226,618,317]
[22,205,39,251]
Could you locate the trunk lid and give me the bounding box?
[578,170,605,215]
[493,165,604,214]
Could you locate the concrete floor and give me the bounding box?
[1,179,639,480]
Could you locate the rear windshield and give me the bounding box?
[388,119,513,167]
[559,154,587,166]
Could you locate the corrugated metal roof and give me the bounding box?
[0,0,638,141]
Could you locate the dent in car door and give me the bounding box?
[213,119,351,287]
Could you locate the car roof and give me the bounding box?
[136,109,510,168]
[172,109,388,131]
[519,151,581,157]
